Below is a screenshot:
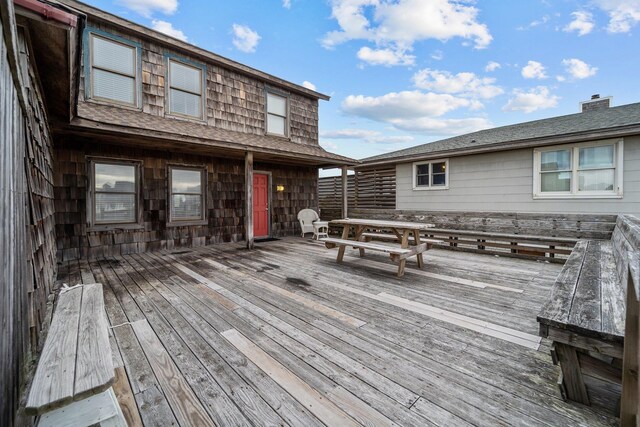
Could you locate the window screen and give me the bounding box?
[93,162,137,224]
[91,34,136,105]
[267,92,287,136]
[169,60,203,118]
[170,167,204,221]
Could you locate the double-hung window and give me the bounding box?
[168,59,204,119]
[412,159,449,190]
[266,91,288,136]
[89,33,137,106]
[91,160,140,225]
[169,166,206,223]
[533,139,623,198]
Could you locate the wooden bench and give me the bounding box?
[538,214,640,407]
[324,237,425,261]
[25,283,125,426]
[621,251,639,426]
[360,232,443,246]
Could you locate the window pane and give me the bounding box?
[541,150,571,171]
[170,61,201,94]
[416,164,429,175]
[171,194,202,219]
[578,169,614,191]
[92,36,135,75]
[579,145,614,169]
[541,172,571,192]
[267,114,285,135]
[416,175,429,186]
[170,89,202,117]
[267,93,286,116]
[95,193,135,223]
[432,162,446,174]
[432,173,446,186]
[172,169,202,194]
[93,69,135,104]
[95,163,135,192]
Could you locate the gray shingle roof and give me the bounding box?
[361,102,640,164]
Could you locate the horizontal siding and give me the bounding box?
[397,135,640,215]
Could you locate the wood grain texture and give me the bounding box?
[112,367,143,427]
[131,319,215,427]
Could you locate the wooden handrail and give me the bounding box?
[621,251,639,426]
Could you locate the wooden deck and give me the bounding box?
[58,237,619,426]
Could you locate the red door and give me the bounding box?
[253,173,269,238]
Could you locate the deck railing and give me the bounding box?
[621,251,639,426]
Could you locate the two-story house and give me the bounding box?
[40,0,354,260]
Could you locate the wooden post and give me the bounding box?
[245,151,254,249]
[341,166,348,219]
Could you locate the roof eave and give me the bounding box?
[357,124,640,168]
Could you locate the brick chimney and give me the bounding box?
[580,94,612,112]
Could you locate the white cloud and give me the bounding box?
[151,20,187,41]
[593,0,640,33]
[517,15,550,30]
[322,0,492,66]
[356,46,415,66]
[232,24,261,53]
[412,69,503,99]
[321,129,414,144]
[320,140,338,151]
[485,61,501,72]
[503,86,559,113]
[563,11,595,36]
[341,90,491,135]
[521,60,547,79]
[431,50,444,61]
[562,58,598,79]
[116,0,177,17]
[282,0,291,8]
[302,81,317,91]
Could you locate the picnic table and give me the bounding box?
[323,218,437,277]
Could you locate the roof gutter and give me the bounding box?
[357,124,640,169]
[13,0,77,27]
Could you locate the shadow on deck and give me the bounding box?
[58,237,619,426]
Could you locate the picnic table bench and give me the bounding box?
[25,283,125,426]
[323,218,437,277]
[538,215,640,406]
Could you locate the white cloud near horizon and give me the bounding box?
[322,0,492,67]
[302,81,317,91]
[357,46,415,66]
[593,0,640,33]
[563,11,595,36]
[412,69,503,100]
[232,24,261,53]
[116,0,177,17]
[151,20,187,41]
[321,129,414,144]
[485,61,501,72]
[503,86,559,113]
[521,60,547,79]
[562,58,598,79]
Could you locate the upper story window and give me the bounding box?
[412,159,449,190]
[90,160,140,226]
[533,139,624,199]
[89,33,138,106]
[169,166,206,223]
[168,59,204,119]
[266,91,288,136]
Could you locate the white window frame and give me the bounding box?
[167,58,205,120]
[265,90,289,137]
[412,159,449,191]
[533,139,624,199]
[87,158,143,229]
[167,165,208,226]
[89,33,138,107]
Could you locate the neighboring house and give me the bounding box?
[31,0,354,260]
[358,97,640,215]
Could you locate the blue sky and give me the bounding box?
[83,0,640,172]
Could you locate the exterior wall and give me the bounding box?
[1,19,57,427]
[54,138,318,260]
[396,135,640,215]
[79,19,319,145]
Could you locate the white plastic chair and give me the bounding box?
[297,209,320,238]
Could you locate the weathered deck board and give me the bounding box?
[63,238,619,426]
